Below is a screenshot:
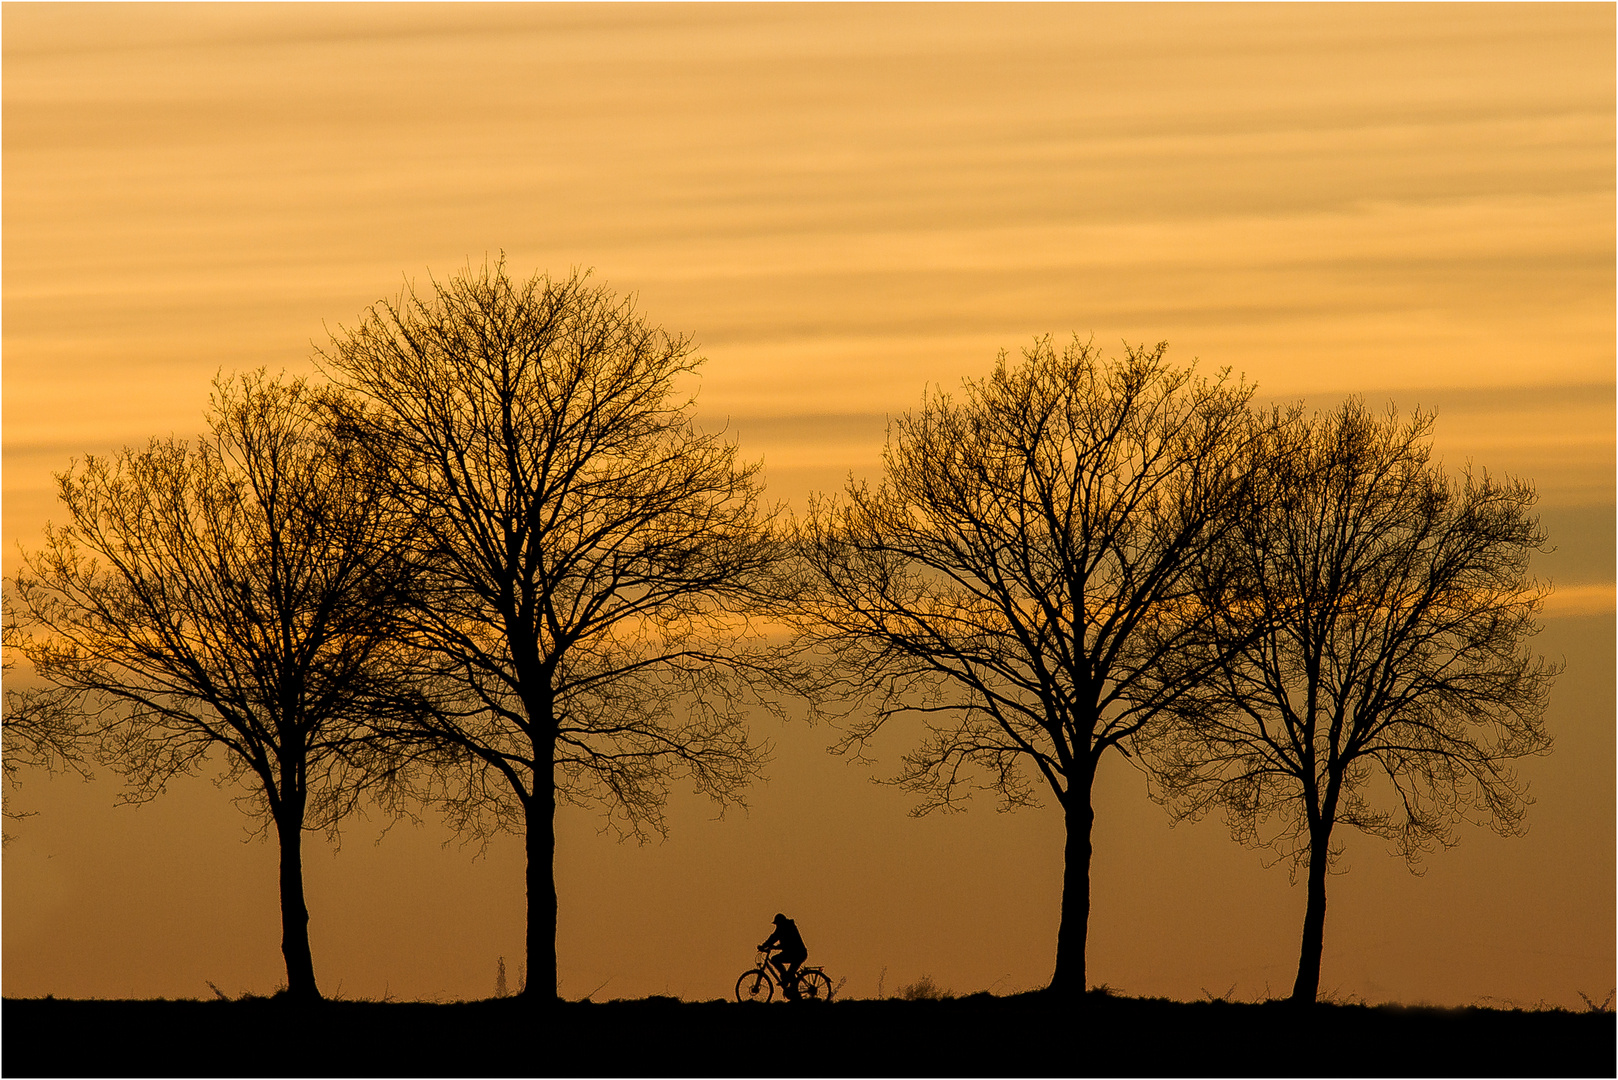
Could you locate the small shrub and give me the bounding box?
[495,957,509,999]
[897,974,952,1001]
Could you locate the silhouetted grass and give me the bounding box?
[895,974,953,1001]
[3,991,1611,1077]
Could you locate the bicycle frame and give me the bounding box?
[736,950,833,1003]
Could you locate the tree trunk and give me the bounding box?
[1049,783,1096,996]
[523,782,558,1003]
[274,810,320,1001]
[1290,824,1332,1004]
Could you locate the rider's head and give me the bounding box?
[773,913,788,925]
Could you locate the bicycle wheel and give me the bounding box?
[796,969,833,1002]
[735,968,775,1003]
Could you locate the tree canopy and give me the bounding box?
[791,335,1256,993]
[1145,399,1557,1002]
[7,371,421,998]
[319,260,781,999]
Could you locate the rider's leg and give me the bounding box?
[782,958,803,998]
[771,955,796,996]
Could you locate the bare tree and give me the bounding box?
[6,371,421,1000]
[1146,399,1556,1003]
[318,260,777,1001]
[791,336,1256,995]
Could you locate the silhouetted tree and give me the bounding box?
[1146,400,1556,1003]
[792,337,1255,995]
[6,372,420,1000]
[319,261,775,1002]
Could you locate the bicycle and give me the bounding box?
[734,950,834,1003]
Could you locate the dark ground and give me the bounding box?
[3,991,1612,1077]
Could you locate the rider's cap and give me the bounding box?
[773,913,787,924]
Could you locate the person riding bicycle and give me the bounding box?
[759,913,808,1000]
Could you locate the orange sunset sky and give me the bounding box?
[4,3,1613,1007]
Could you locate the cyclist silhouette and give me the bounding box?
[759,913,808,1000]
